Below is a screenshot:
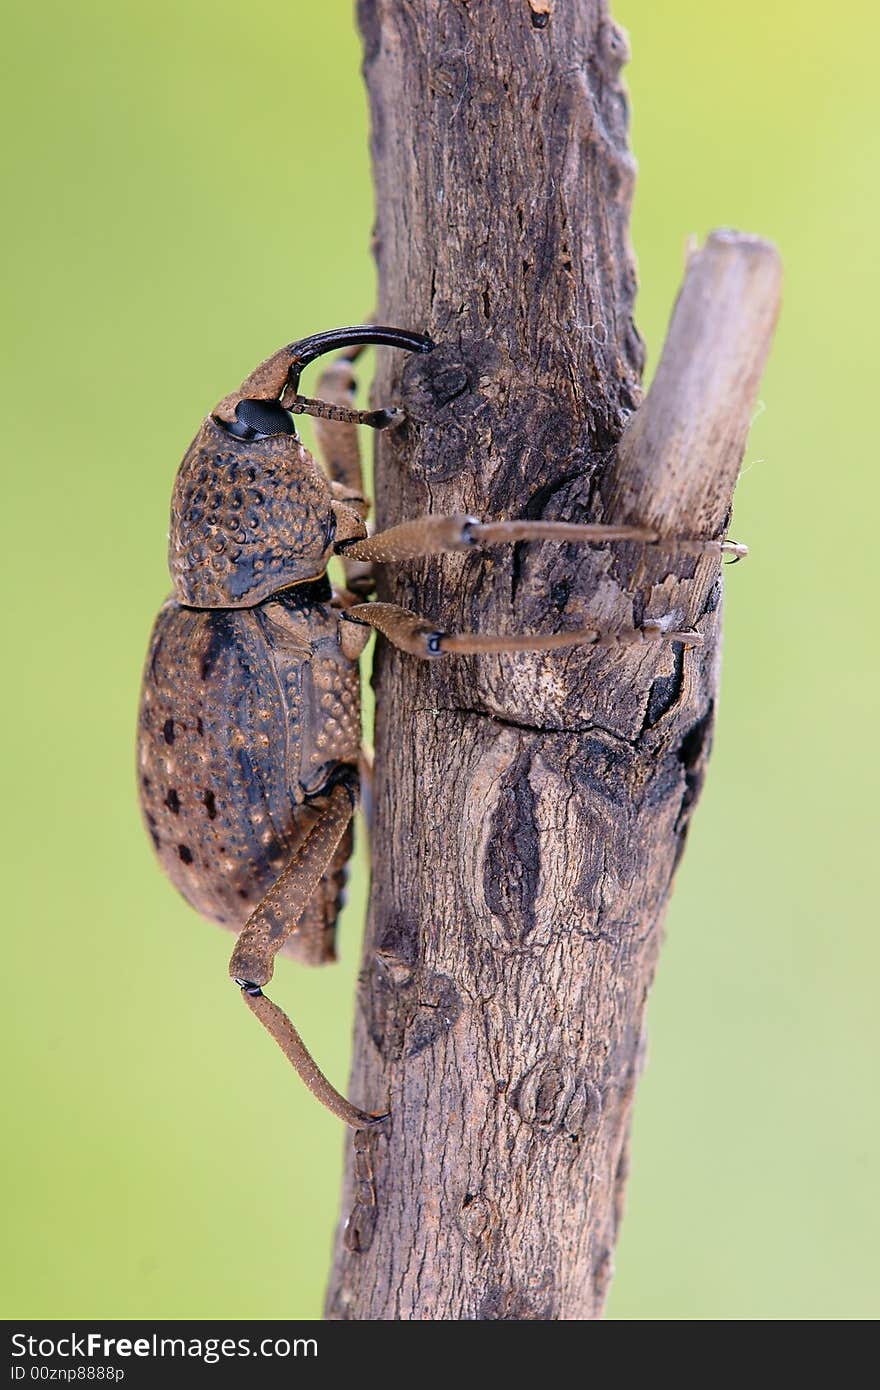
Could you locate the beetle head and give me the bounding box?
[168,326,433,609]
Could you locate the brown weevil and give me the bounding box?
[137,325,746,1128]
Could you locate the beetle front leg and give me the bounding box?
[312,347,369,497]
[310,347,376,596]
[339,513,748,563]
[229,777,384,1130]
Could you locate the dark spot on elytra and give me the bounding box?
[200,615,232,681]
[163,718,175,745]
[196,717,204,736]
[141,775,151,791]
[177,844,193,864]
[238,889,249,900]
[203,789,217,819]
[165,788,180,814]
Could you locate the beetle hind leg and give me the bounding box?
[229,776,383,1129]
[235,988,384,1131]
[280,818,353,966]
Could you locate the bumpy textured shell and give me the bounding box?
[137,582,361,964]
[169,418,337,608]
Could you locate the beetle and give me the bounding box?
[137,325,746,1129]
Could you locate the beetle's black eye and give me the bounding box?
[221,399,297,440]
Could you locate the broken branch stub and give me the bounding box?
[610,230,782,538]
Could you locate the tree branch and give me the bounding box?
[325,0,780,1320]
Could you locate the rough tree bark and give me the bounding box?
[326,0,780,1320]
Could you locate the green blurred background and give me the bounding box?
[2,0,876,1320]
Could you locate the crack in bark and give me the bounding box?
[415,704,640,744]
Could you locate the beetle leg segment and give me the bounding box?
[312,355,368,495]
[238,988,385,1131]
[341,602,702,657]
[311,349,384,596]
[229,780,357,986]
[281,391,403,431]
[338,613,372,661]
[339,513,747,563]
[228,776,383,1129]
[329,498,369,550]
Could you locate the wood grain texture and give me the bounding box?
[325,0,780,1320]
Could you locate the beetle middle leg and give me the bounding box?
[229,776,384,1130]
[341,602,702,657]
